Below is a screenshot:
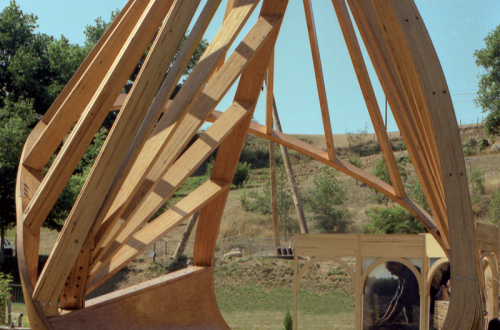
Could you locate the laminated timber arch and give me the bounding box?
[15,0,484,329]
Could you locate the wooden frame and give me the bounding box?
[15,0,487,329]
[293,228,499,330]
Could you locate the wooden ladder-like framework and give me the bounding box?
[15,0,484,329]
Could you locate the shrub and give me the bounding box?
[464,137,477,148]
[478,138,489,150]
[347,155,363,169]
[283,308,293,330]
[408,181,431,214]
[0,273,12,325]
[166,254,189,272]
[468,167,486,203]
[490,190,500,226]
[307,166,351,233]
[363,206,426,234]
[372,158,408,206]
[233,162,251,188]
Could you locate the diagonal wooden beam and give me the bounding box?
[91,13,283,265]
[87,180,230,293]
[302,0,335,161]
[331,0,406,198]
[22,0,149,170]
[31,0,178,315]
[88,101,254,276]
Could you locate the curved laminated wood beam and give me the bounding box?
[346,0,450,249]
[370,1,484,329]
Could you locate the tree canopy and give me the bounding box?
[474,23,500,137]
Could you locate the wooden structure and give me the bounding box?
[293,225,500,329]
[15,0,486,329]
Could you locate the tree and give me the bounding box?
[0,1,88,116]
[474,23,500,137]
[0,98,37,263]
[372,157,408,206]
[306,166,351,233]
[363,206,426,234]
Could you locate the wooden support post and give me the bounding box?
[270,140,281,248]
[173,210,200,258]
[272,100,309,234]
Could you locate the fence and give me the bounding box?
[161,235,294,259]
[9,285,24,304]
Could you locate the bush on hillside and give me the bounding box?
[233,162,251,188]
[490,190,500,226]
[363,206,426,234]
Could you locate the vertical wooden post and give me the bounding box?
[292,248,299,330]
[355,235,363,330]
[270,141,280,248]
[272,100,309,234]
[18,313,23,327]
[7,300,11,325]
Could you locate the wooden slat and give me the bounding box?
[89,101,253,276]
[94,0,260,241]
[22,0,150,170]
[265,49,275,135]
[302,0,335,161]
[193,0,290,267]
[346,0,450,249]
[31,0,178,315]
[331,0,405,198]
[87,180,229,292]
[294,234,358,257]
[92,13,281,265]
[361,234,425,258]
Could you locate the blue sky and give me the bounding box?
[8,0,500,134]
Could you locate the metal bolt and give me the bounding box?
[456,276,461,280]
[75,240,78,244]
[42,303,45,306]
[75,299,78,302]
[470,276,474,280]
[48,302,52,306]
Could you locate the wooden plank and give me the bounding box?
[331,0,405,198]
[31,0,178,315]
[87,180,229,292]
[294,234,358,257]
[22,0,150,170]
[302,0,335,160]
[92,13,281,265]
[94,0,261,242]
[361,234,425,258]
[89,101,253,276]
[265,49,275,135]
[476,222,499,254]
[50,267,229,330]
[193,0,290,267]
